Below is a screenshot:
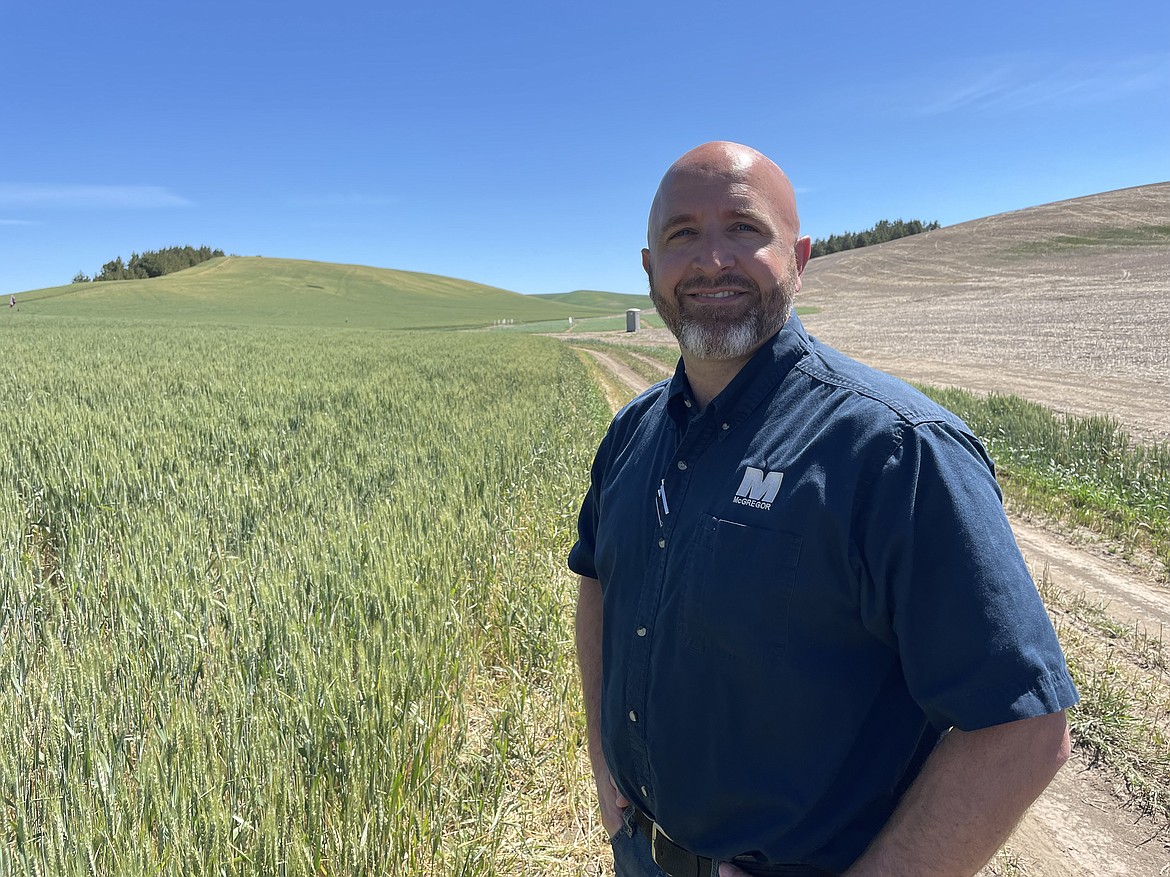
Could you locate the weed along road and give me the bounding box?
[574,341,1170,877]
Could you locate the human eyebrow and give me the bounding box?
[659,213,696,238]
[727,208,770,228]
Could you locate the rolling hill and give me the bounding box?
[11,257,639,330]
[798,181,1170,442]
[533,289,652,311]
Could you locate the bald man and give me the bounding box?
[570,143,1077,877]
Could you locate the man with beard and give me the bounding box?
[570,142,1077,877]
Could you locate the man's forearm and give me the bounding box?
[576,575,628,836]
[575,575,605,769]
[843,711,1071,877]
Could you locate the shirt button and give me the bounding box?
[658,538,666,548]
[628,710,638,722]
[721,422,730,430]
[677,460,687,470]
[641,785,649,797]
[636,626,647,637]
[684,399,692,408]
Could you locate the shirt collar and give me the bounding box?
[666,312,812,428]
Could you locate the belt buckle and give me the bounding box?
[650,818,669,851]
[650,820,699,877]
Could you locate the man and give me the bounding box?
[570,142,1077,877]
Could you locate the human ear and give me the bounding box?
[794,236,812,274]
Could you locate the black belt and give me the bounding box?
[631,810,838,877]
[632,810,714,877]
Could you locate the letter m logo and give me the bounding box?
[735,467,784,503]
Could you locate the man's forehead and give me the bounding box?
[652,176,783,227]
[663,177,759,203]
[647,143,800,241]
[661,189,766,220]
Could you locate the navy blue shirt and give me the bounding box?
[569,315,1078,874]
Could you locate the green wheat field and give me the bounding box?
[6,252,1169,875]
[2,260,630,874]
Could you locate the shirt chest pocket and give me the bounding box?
[679,515,802,665]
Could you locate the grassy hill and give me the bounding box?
[11,257,636,330]
[532,289,652,311]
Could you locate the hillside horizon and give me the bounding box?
[9,181,1166,337]
[12,181,1166,301]
[9,255,651,331]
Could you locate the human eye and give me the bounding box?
[732,221,760,233]
[666,227,695,240]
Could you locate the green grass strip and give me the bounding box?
[1007,225,1170,256]
[920,386,1170,580]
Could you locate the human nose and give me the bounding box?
[692,239,735,274]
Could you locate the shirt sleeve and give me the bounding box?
[857,419,1079,731]
[568,425,613,581]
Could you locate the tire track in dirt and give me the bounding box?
[575,348,648,398]
[581,351,1170,877]
[623,350,675,380]
[1006,760,1170,877]
[1013,519,1170,632]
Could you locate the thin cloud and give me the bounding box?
[0,218,41,226]
[0,184,191,209]
[914,54,1170,116]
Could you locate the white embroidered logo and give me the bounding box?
[733,466,784,510]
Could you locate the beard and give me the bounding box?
[649,265,797,360]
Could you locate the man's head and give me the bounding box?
[642,142,811,361]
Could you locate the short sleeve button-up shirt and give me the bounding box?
[568,315,1078,873]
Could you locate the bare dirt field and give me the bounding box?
[799,182,1170,445]
[567,182,1170,875]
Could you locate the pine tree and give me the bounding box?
[810,219,940,258]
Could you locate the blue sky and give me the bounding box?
[2,0,1168,297]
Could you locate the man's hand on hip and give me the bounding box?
[595,767,630,838]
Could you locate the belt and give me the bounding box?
[632,810,713,877]
[631,810,838,877]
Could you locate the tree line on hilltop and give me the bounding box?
[72,245,225,283]
[810,219,940,258]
